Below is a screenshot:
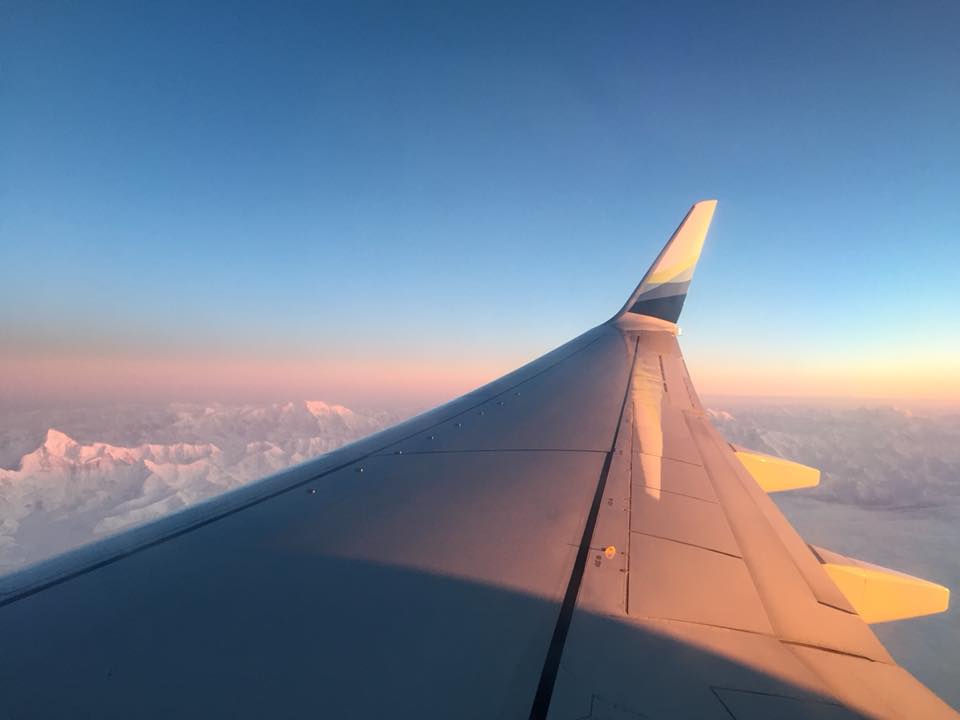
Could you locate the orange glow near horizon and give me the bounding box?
[687,356,960,408]
[0,352,506,408]
[3,349,957,410]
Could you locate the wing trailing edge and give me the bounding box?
[614,199,717,324]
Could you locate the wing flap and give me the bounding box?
[684,412,892,661]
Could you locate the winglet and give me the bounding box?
[615,200,717,323]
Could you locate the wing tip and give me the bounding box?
[613,199,718,324]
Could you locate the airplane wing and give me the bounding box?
[0,201,955,719]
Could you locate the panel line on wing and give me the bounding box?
[633,615,776,639]
[630,530,742,560]
[528,336,641,720]
[636,485,717,504]
[371,448,608,456]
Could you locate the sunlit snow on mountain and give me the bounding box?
[707,403,960,508]
[0,401,402,571]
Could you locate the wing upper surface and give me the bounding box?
[548,318,958,719]
[0,326,637,719]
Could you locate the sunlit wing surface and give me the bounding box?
[0,201,955,719]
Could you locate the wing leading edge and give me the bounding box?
[0,201,955,720]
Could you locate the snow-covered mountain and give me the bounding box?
[0,401,402,571]
[4,399,957,571]
[707,403,960,508]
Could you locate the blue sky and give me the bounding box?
[2,1,958,406]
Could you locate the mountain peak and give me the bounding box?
[305,400,353,418]
[43,428,78,456]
